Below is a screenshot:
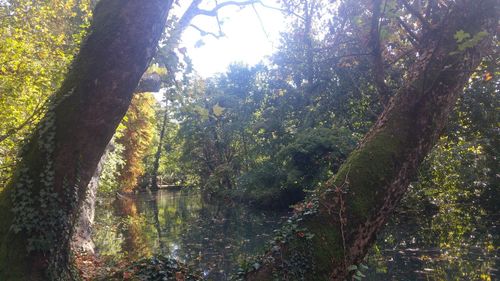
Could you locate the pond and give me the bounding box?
[93,189,498,280]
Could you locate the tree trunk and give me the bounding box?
[151,107,169,191]
[245,1,495,280]
[70,142,113,254]
[0,0,172,279]
[71,73,163,254]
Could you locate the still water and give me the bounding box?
[93,189,498,280]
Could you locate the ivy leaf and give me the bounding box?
[347,265,358,271]
[356,270,366,278]
[454,30,470,43]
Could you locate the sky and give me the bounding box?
[179,2,287,78]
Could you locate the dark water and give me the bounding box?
[93,189,287,280]
[93,189,499,280]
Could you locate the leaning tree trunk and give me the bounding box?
[71,74,163,254]
[246,1,495,280]
[0,0,172,280]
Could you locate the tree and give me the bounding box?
[116,93,157,193]
[244,0,496,280]
[0,0,173,279]
[0,0,495,280]
[149,0,267,190]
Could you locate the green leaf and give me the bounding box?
[347,265,358,271]
[454,30,470,43]
[356,270,366,278]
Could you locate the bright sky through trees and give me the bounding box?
[180,2,286,77]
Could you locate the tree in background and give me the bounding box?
[0,0,496,280]
[117,93,157,193]
[244,0,497,280]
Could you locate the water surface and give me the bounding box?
[93,189,498,280]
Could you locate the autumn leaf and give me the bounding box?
[483,71,493,82]
[212,103,225,117]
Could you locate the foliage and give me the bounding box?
[0,0,92,189]
[117,93,158,193]
[97,255,202,281]
[0,0,497,280]
[98,138,125,195]
[276,127,356,190]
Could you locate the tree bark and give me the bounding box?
[71,75,162,254]
[245,1,495,280]
[70,142,113,254]
[0,0,172,279]
[136,72,162,93]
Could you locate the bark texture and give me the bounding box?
[70,142,113,254]
[0,0,172,279]
[246,1,496,280]
[71,80,161,254]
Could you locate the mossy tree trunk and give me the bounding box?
[246,1,496,280]
[0,0,172,280]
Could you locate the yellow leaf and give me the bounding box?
[483,71,492,82]
[213,103,224,117]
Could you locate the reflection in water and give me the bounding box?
[365,199,498,281]
[93,190,498,280]
[94,190,285,280]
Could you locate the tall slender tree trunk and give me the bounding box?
[151,107,169,191]
[0,0,172,279]
[246,1,495,280]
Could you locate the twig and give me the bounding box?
[251,3,270,40]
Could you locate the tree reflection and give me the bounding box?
[93,188,497,280]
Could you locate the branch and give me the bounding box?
[251,3,270,40]
[0,101,46,143]
[189,24,224,39]
[397,17,420,46]
[387,47,415,66]
[214,1,225,36]
[398,0,432,30]
[194,0,260,17]
[257,1,305,20]
[369,0,390,106]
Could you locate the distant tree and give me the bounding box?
[117,93,157,193]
